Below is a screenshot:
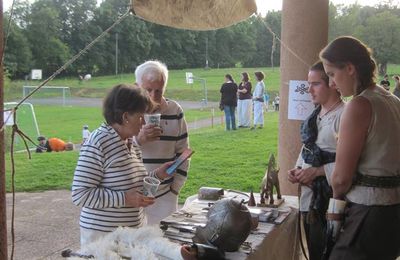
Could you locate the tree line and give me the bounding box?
[3,0,400,79]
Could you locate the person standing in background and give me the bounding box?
[380,74,390,91]
[392,75,400,98]
[237,72,252,128]
[81,125,90,145]
[274,95,280,111]
[134,60,190,225]
[220,74,238,131]
[251,71,266,129]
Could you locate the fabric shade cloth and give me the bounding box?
[131,0,257,31]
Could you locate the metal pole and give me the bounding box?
[0,0,8,258]
[62,87,66,106]
[200,78,207,106]
[211,108,214,128]
[205,35,209,69]
[115,33,118,75]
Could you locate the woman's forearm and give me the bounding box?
[332,173,352,199]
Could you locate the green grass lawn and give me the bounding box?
[5,67,281,102]
[5,112,279,203]
[6,65,400,102]
[30,105,223,143]
[6,63,400,201]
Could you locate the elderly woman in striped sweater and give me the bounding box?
[72,84,172,246]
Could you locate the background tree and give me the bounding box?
[3,15,32,78]
[361,11,400,75]
[52,0,97,75]
[26,0,70,77]
[4,2,400,78]
[148,24,197,69]
[329,4,364,40]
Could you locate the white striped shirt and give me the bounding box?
[72,123,151,232]
[137,99,190,197]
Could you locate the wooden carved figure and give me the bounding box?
[260,154,282,206]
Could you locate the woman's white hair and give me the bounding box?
[135,60,168,89]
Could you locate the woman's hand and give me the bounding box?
[124,190,155,207]
[136,125,162,145]
[153,161,175,180]
[238,88,247,94]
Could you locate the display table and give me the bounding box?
[161,191,301,260]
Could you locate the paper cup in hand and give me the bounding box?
[143,177,160,198]
[144,113,161,127]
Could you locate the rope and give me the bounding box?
[10,111,35,260]
[261,19,311,69]
[2,7,132,259]
[0,8,131,133]
[1,8,315,260]
[271,35,276,69]
[297,184,310,260]
[1,0,16,66]
[14,9,131,110]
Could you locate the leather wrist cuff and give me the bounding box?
[326,212,344,221]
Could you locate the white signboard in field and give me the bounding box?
[288,80,314,121]
[31,69,42,80]
[185,72,193,84]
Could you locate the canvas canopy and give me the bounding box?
[131,0,257,31]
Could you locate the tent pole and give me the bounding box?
[0,0,8,259]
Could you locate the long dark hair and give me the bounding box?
[225,74,234,82]
[319,36,376,95]
[241,72,250,82]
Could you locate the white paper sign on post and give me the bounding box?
[3,110,14,126]
[185,72,193,84]
[288,80,314,121]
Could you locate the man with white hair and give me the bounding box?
[134,60,190,225]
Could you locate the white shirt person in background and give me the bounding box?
[81,125,91,145]
[251,71,266,129]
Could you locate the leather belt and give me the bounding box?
[354,173,400,188]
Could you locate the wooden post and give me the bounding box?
[0,0,8,258]
[278,0,329,195]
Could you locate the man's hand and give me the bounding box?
[125,190,155,207]
[296,167,324,186]
[136,124,162,145]
[287,167,302,184]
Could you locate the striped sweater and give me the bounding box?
[72,123,155,232]
[137,99,190,198]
